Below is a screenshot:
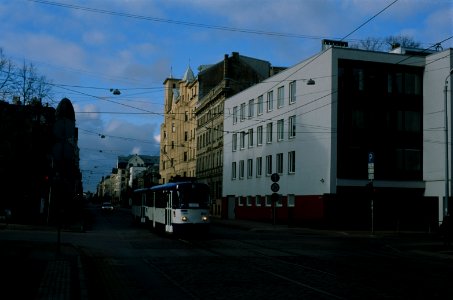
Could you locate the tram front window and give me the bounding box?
[177,185,209,208]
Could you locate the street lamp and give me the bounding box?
[444,68,453,218]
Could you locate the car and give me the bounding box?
[101,202,114,211]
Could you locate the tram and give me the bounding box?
[132,181,210,234]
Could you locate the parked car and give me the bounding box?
[101,202,114,212]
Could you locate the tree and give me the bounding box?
[0,47,54,105]
[350,35,421,52]
[0,48,14,101]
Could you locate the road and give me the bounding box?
[1,204,452,299]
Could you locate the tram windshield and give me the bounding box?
[174,184,210,209]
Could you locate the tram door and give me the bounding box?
[165,191,173,233]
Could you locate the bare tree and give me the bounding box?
[0,48,15,101]
[13,61,54,105]
[384,34,421,50]
[350,35,421,52]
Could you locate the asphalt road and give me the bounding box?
[1,204,452,299]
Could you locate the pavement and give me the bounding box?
[1,216,452,300]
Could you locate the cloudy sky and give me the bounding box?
[1,0,452,192]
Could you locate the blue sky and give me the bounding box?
[1,0,452,192]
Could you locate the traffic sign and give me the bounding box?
[271,193,279,202]
[271,173,280,182]
[271,182,280,193]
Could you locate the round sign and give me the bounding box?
[271,182,280,192]
[271,173,280,182]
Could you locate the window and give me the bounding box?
[289,80,296,104]
[233,106,238,124]
[256,157,262,177]
[257,126,263,145]
[267,90,273,112]
[276,153,283,174]
[289,115,296,138]
[232,162,237,180]
[288,151,295,174]
[184,152,188,162]
[239,160,245,179]
[257,95,264,115]
[265,195,272,207]
[287,194,295,207]
[185,111,189,121]
[240,103,246,121]
[397,111,421,133]
[246,196,252,206]
[277,86,284,108]
[248,128,254,147]
[248,99,254,118]
[266,155,272,175]
[255,195,261,206]
[277,119,284,141]
[184,131,188,141]
[238,197,244,206]
[232,133,237,151]
[266,122,273,143]
[240,131,246,149]
[247,159,253,178]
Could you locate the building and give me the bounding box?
[160,66,198,184]
[195,52,283,217]
[0,97,81,224]
[99,154,159,206]
[223,41,452,230]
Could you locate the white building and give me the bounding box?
[223,42,452,229]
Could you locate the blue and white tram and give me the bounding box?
[132,182,210,234]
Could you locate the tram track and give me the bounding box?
[172,237,347,300]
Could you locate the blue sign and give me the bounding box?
[368,152,375,164]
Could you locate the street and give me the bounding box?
[0,204,452,299]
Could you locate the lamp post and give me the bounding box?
[444,68,453,218]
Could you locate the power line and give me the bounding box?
[29,0,339,41]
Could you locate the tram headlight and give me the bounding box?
[181,216,188,222]
[202,215,208,222]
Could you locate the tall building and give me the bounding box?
[223,42,452,230]
[195,52,282,217]
[160,67,198,184]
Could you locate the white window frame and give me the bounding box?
[255,195,261,206]
[266,122,273,143]
[247,159,253,178]
[265,195,272,207]
[288,151,296,174]
[276,153,283,174]
[287,194,295,207]
[239,160,244,179]
[232,133,237,151]
[248,128,254,147]
[277,86,284,108]
[240,103,246,121]
[231,162,237,180]
[257,125,263,146]
[277,119,284,141]
[246,196,252,207]
[248,99,254,118]
[240,131,246,149]
[233,106,238,124]
[257,95,264,115]
[267,90,273,112]
[289,80,296,104]
[266,155,272,175]
[256,157,262,177]
[289,115,296,139]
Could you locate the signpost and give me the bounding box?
[270,173,280,225]
[368,152,375,235]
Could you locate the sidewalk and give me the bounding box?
[211,218,453,259]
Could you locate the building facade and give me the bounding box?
[160,67,198,184]
[223,42,452,230]
[196,52,280,217]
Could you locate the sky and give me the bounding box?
[0,0,452,192]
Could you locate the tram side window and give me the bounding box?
[172,190,180,208]
[155,191,166,208]
[145,191,154,207]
